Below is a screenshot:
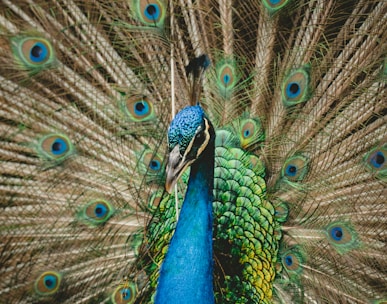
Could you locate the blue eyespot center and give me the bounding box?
[149,159,161,171]
[285,164,297,176]
[145,4,160,21]
[121,288,132,300]
[285,255,293,266]
[286,82,301,98]
[330,226,343,241]
[244,129,250,137]
[270,0,281,4]
[44,275,56,289]
[134,101,149,116]
[51,138,67,155]
[370,151,385,168]
[223,74,231,85]
[30,42,48,63]
[95,204,107,218]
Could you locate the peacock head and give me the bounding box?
[165,105,215,193]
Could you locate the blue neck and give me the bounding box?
[155,145,215,304]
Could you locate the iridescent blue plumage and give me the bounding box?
[156,105,215,304]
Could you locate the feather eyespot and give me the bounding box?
[286,82,301,99]
[111,283,136,304]
[233,117,265,149]
[144,4,160,21]
[215,59,239,98]
[78,199,115,226]
[34,271,62,296]
[11,37,55,70]
[217,63,236,90]
[330,226,343,241]
[281,248,304,274]
[325,222,359,254]
[149,158,161,171]
[140,149,163,175]
[132,0,166,27]
[281,66,310,106]
[285,164,297,176]
[364,145,386,180]
[274,201,289,223]
[370,151,385,168]
[281,154,309,182]
[121,96,155,122]
[145,153,162,172]
[37,133,75,162]
[29,41,48,63]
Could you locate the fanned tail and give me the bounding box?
[0,0,386,303]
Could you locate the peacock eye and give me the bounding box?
[79,199,115,226]
[29,41,48,63]
[121,95,155,122]
[223,73,231,85]
[14,37,55,68]
[51,138,68,155]
[111,283,136,304]
[149,159,161,171]
[281,66,310,106]
[34,271,62,296]
[217,63,236,90]
[370,151,385,168]
[325,221,358,254]
[285,255,293,266]
[286,82,301,98]
[37,133,75,162]
[281,248,304,274]
[132,0,166,27]
[145,4,160,21]
[94,203,108,218]
[281,154,309,183]
[363,146,386,180]
[285,164,297,177]
[330,226,343,241]
[237,118,265,149]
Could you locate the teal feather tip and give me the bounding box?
[11,36,56,71]
[34,271,62,297]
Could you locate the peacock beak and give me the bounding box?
[165,145,193,193]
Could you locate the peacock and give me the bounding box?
[0,0,386,303]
